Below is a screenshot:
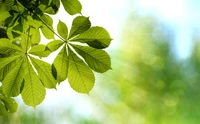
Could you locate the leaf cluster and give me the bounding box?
[0,0,112,115]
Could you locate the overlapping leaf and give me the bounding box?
[0,95,18,115]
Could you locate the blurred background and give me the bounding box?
[1,0,200,123]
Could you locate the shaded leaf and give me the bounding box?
[0,102,8,115]
[53,45,68,82]
[68,47,94,93]
[0,96,18,113]
[61,0,82,15]
[0,38,22,54]
[68,16,91,39]
[71,44,111,73]
[71,27,112,49]
[30,56,57,88]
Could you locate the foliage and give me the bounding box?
[0,0,112,115]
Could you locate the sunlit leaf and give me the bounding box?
[57,20,68,40]
[47,40,64,52]
[0,101,8,115]
[21,58,46,107]
[71,44,111,73]
[61,0,82,15]
[0,55,21,70]
[68,48,94,93]
[68,16,91,39]
[29,44,51,57]
[41,14,54,39]
[30,28,41,45]
[71,27,112,49]
[53,45,68,82]
[30,56,57,88]
[2,58,25,96]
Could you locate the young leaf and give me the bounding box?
[68,16,91,39]
[30,56,57,88]
[70,27,112,49]
[71,44,111,73]
[21,58,46,107]
[0,96,18,113]
[29,44,51,57]
[53,45,68,82]
[61,0,82,15]
[47,40,64,52]
[57,20,68,40]
[0,38,22,54]
[2,59,25,96]
[68,48,94,93]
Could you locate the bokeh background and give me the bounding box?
[1,0,200,123]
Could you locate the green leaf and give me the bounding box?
[57,20,68,40]
[53,45,68,82]
[29,44,51,57]
[47,40,64,52]
[68,47,94,93]
[41,14,54,39]
[30,28,41,45]
[0,102,8,115]
[0,55,21,70]
[0,11,10,24]
[68,16,91,39]
[71,44,111,73]
[20,33,31,52]
[61,0,82,15]
[0,96,18,113]
[21,58,46,107]
[27,16,42,29]
[30,56,57,88]
[71,27,112,49]
[2,58,25,96]
[0,38,22,54]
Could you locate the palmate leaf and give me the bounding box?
[71,44,111,73]
[61,0,82,15]
[0,96,18,115]
[68,47,95,93]
[0,55,21,70]
[71,27,112,49]
[57,20,68,40]
[53,45,68,82]
[2,58,25,97]
[30,27,41,45]
[68,16,91,39]
[30,56,57,88]
[21,58,46,107]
